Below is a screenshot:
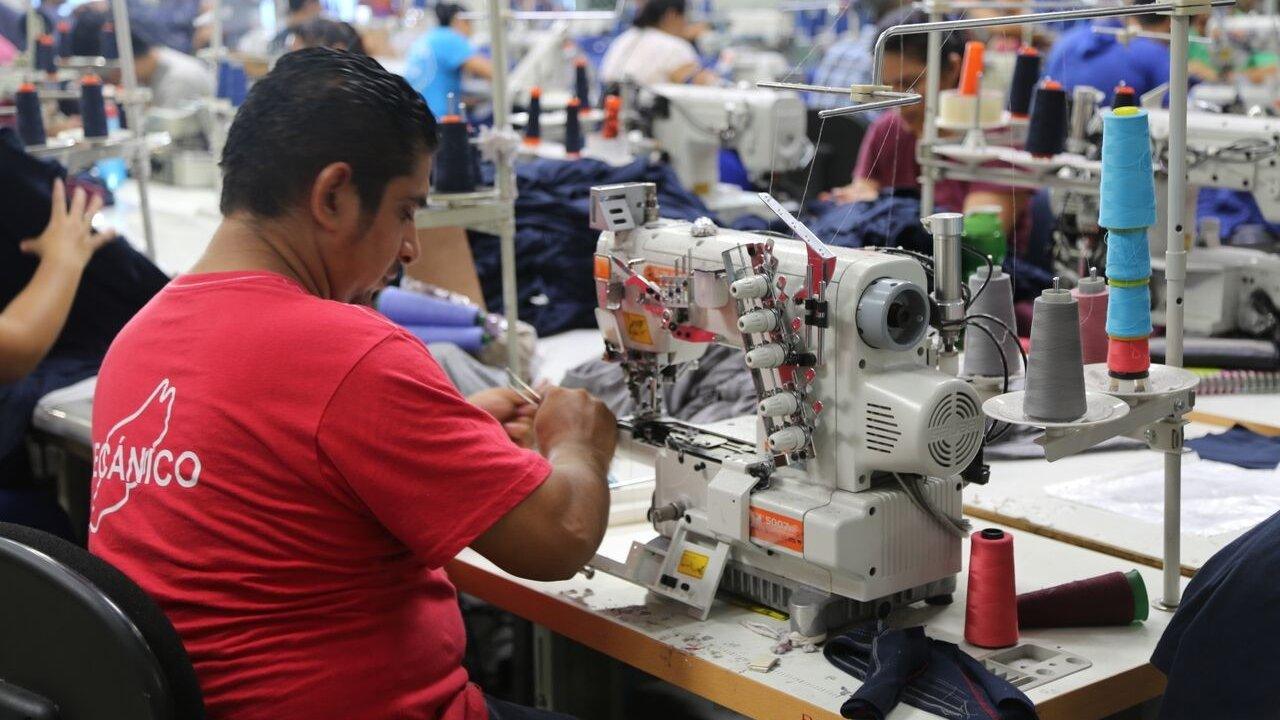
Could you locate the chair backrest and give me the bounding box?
[0,523,205,720]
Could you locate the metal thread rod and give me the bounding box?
[870,0,1235,87]
[921,8,943,216]
[1162,449,1182,607]
[818,93,920,119]
[110,0,157,261]
[209,0,224,97]
[1092,25,1212,43]
[486,0,521,375]
[1159,10,1192,611]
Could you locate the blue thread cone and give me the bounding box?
[1105,229,1152,281]
[1099,109,1157,229]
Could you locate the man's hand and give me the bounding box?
[469,386,539,447]
[20,179,114,269]
[534,387,617,467]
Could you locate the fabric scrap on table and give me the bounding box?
[1186,424,1280,470]
[825,624,1037,720]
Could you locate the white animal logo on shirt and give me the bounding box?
[90,378,202,533]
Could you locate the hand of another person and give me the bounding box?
[20,179,114,269]
[533,387,617,465]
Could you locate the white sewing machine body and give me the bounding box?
[640,84,810,222]
[587,184,984,634]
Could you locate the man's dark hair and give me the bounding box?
[1134,0,1167,28]
[876,7,968,66]
[289,0,320,13]
[436,3,464,27]
[633,0,686,28]
[292,18,366,54]
[219,48,438,219]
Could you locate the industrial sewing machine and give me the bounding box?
[635,84,810,223]
[586,183,986,636]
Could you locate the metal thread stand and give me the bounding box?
[414,0,523,375]
[762,0,1223,610]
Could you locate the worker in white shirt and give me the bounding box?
[600,0,719,86]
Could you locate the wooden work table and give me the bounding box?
[451,521,1180,720]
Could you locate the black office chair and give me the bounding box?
[0,522,205,719]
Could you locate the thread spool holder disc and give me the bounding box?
[1082,363,1200,398]
[982,390,1129,430]
[982,376,1197,462]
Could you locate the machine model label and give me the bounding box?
[623,311,653,344]
[677,549,710,579]
[749,508,804,552]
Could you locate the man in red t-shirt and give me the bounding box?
[88,48,616,720]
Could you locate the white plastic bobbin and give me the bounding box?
[738,309,779,334]
[758,392,800,417]
[767,427,808,454]
[730,275,770,300]
[745,344,787,369]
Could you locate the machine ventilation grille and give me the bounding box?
[865,403,901,455]
[926,391,983,472]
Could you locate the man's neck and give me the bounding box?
[191,216,334,300]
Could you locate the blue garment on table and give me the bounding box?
[405,26,478,118]
[469,157,719,336]
[825,624,1037,720]
[1197,188,1280,241]
[1186,424,1280,469]
[1044,23,1170,104]
[0,128,168,488]
[1152,510,1280,719]
[803,195,931,251]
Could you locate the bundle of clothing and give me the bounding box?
[0,128,168,534]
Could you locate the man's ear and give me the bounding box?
[309,162,358,233]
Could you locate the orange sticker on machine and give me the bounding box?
[749,508,804,553]
[623,311,653,344]
[643,264,678,283]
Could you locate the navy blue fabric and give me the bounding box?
[1197,188,1280,242]
[1185,424,1280,470]
[469,157,720,336]
[1152,510,1280,719]
[825,625,1037,720]
[0,486,73,539]
[802,195,931,252]
[0,128,168,488]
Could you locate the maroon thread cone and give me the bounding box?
[1017,570,1148,628]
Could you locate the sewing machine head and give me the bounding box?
[637,84,810,194]
[589,183,985,489]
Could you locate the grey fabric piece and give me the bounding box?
[561,345,758,423]
[428,342,506,396]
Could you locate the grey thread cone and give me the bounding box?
[964,265,1022,378]
[1025,288,1087,421]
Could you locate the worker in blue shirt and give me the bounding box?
[1044,7,1170,104]
[404,3,494,118]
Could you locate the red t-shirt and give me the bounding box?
[88,271,550,720]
